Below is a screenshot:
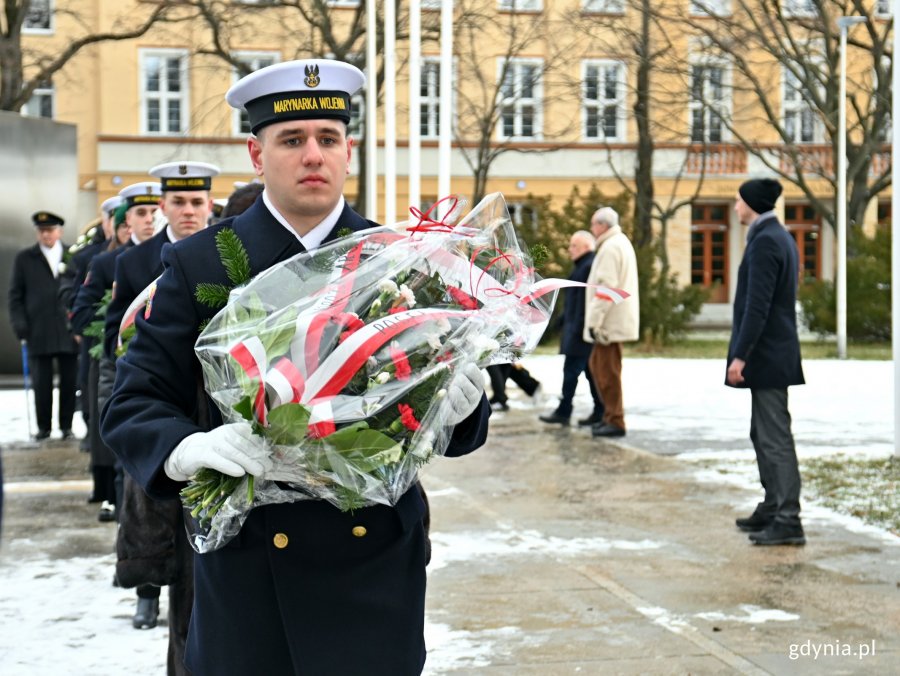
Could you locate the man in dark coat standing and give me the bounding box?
[102,59,490,676]
[727,178,806,546]
[539,230,604,425]
[8,211,79,440]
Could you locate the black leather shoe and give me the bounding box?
[133,597,159,629]
[735,512,774,532]
[592,423,626,438]
[749,523,806,546]
[61,429,74,440]
[97,501,116,523]
[539,412,570,425]
[490,401,509,412]
[577,411,603,426]
[34,429,51,441]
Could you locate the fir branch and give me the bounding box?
[335,227,353,239]
[215,228,251,287]
[195,282,232,309]
[529,243,550,271]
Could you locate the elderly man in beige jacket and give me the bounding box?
[583,206,640,437]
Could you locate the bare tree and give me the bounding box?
[447,0,582,203]
[1,0,186,112]
[678,0,892,230]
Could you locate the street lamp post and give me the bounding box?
[835,15,867,359]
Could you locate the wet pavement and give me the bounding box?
[2,391,899,674]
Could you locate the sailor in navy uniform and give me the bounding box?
[103,161,217,671]
[102,60,490,676]
[103,161,219,359]
[71,182,160,522]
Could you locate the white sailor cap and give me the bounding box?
[226,59,365,134]
[233,178,262,190]
[118,181,162,209]
[101,195,123,216]
[149,161,221,192]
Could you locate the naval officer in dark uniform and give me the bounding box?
[8,211,79,440]
[102,59,490,676]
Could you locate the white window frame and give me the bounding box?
[22,0,53,34]
[139,49,189,135]
[783,0,815,18]
[422,0,443,8]
[689,0,730,16]
[582,59,626,142]
[782,66,823,144]
[231,51,281,135]
[689,60,731,143]
[325,0,360,6]
[875,0,891,17]
[582,0,624,13]
[21,81,54,119]
[499,0,542,10]
[420,56,456,140]
[497,58,543,141]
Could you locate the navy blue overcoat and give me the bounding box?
[726,214,805,389]
[102,197,490,676]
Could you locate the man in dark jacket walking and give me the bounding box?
[727,178,806,546]
[8,211,79,440]
[539,230,604,425]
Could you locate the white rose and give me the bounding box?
[399,284,416,307]
[375,372,391,384]
[378,279,399,296]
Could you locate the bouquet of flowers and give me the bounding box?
[184,193,625,552]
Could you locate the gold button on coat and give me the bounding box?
[273,533,289,549]
[351,526,367,538]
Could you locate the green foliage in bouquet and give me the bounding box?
[83,289,112,361]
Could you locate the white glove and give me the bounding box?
[444,363,485,426]
[164,422,272,481]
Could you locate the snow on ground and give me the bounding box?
[0,355,896,673]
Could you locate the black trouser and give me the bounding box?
[487,363,540,404]
[556,354,603,418]
[30,352,77,433]
[750,388,802,526]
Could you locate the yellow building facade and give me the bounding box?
[18,0,891,318]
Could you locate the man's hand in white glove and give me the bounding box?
[444,362,485,426]
[164,422,272,482]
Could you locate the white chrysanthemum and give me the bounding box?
[399,284,416,307]
[375,372,391,384]
[436,317,452,333]
[378,279,399,296]
[58,262,67,274]
[472,334,500,355]
[424,330,442,351]
[69,244,79,253]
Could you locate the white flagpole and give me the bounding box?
[365,0,378,220]
[438,0,453,216]
[408,0,422,215]
[384,0,396,227]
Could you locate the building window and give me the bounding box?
[23,0,52,32]
[690,0,729,16]
[690,204,729,302]
[325,0,361,6]
[507,202,539,231]
[582,0,624,13]
[21,81,54,119]
[232,52,280,135]
[420,58,443,139]
[783,69,820,143]
[690,64,728,143]
[349,93,364,138]
[783,0,815,17]
[876,0,891,16]
[583,60,625,141]
[140,50,188,135]
[784,203,821,280]
[499,0,542,10]
[499,59,542,140]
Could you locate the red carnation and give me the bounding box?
[397,403,420,431]
[447,286,478,310]
[390,344,412,380]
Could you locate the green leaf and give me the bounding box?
[195,282,232,309]
[216,228,251,287]
[233,395,253,421]
[264,403,311,445]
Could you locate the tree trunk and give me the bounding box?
[631,3,653,250]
